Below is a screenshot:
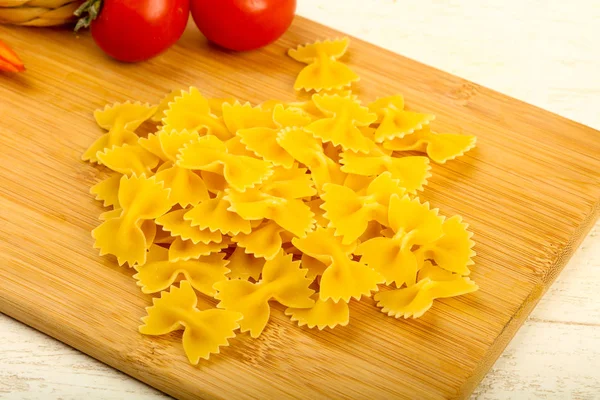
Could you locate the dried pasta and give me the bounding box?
[83,102,157,163]
[383,125,477,163]
[140,280,242,364]
[288,37,360,92]
[134,245,229,296]
[82,36,478,364]
[214,250,314,338]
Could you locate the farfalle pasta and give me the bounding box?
[134,245,229,296]
[140,280,242,364]
[214,250,314,338]
[288,37,359,92]
[82,102,157,163]
[82,36,478,364]
[383,125,477,164]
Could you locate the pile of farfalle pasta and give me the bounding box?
[83,37,478,364]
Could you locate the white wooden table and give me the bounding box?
[1,1,599,398]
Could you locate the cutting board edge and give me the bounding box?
[456,199,600,399]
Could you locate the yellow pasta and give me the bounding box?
[230,220,285,260]
[293,227,384,302]
[222,101,276,134]
[305,93,377,152]
[183,192,251,236]
[417,215,476,275]
[288,37,360,92]
[214,250,314,338]
[226,246,265,281]
[286,295,350,330]
[83,101,157,163]
[90,173,121,208]
[369,95,436,143]
[152,89,183,122]
[155,208,222,244]
[168,236,230,262]
[96,143,160,176]
[91,175,172,266]
[133,245,229,295]
[162,87,231,140]
[340,149,431,194]
[177,135,273,191]
[82,36,479,364]
[383,125,477,163]
[277,127,346,193]
[356,195,444,287]
[321,172,406,244]
[237,104,311,167]
[374,261,478,319]
[140,281,243,364]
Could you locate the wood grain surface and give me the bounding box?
[1,14,600,400]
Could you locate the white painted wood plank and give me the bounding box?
[1,0,599,398]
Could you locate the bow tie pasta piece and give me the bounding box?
[225,136,261,158]
[292,227,383,302]
[273,104,313,128]
[214,250,314,338]
[177,135,273,192]
[374,261,478,319]
[277,127,346,193]
[368,95,405,122]
[152,90,184,122]
[237,104,312,168]
[138,133,169,161]
[238,127,295,168]
[383,125,477,164]
[208,97,237,118]
[222,101,276,135]
[285,295,350,330]
[154,131,209,207]
[305,94,377,153]
[83,102,158,163]
[231,220,286,260]
[226,188,315,238]
[306,199,329,228]
[140,280,243,364]
[322,172,406,244]
[259,164,316,199]
[301,253,328,280]
[96,144,160,176]
[162,87,231,141]
[356,195,444,287]
[340,150,431,194]
[226,246,265,281]
[133,245,229,295]
[154,224,177,245]
[169,236,231,262]
[157,129,201,162]
[154,165,209,208]
[184,193,251,236]
[90,173,121,208]
[201,171,228,194]
[155,208,222,245]
[92,175,172,266]
[288,37,359,92]
[417,215,476,275]
[368,95,435,143]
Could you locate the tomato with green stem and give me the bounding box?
[190,0,297,52]
[76,0,189,63]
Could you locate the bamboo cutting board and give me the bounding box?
[1,17,600,400]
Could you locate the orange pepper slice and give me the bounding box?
[0,39,25,72]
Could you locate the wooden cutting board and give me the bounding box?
[1,17,599,400]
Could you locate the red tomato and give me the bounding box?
[190,0,296,51]
[90,0,189,62]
